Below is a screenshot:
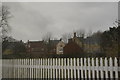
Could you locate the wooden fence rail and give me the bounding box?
[2,57,120,79]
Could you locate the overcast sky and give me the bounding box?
[3,2,118,42]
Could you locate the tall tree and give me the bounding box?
[0,5,12,41]
[101,22,119,57]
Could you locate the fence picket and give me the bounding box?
[50,58,52,79]
[96,58,99,79]
[48,58,50,79]
[92,58,95,79]
[114,57,118,79]
[67,58,70,79]
[70,58,73,79]
[38,59,40,78]
[109,57,113,79]
[64,58,67,79]
[88,58,91,79]
[84,58,87,79]
[80,58,84,79]
[55,58,58,79]
[52,58,55,79]
[73,58,76,79]
[77,58,80,79]
[105,58,108,78]
[58,58,61,79]
[61,58,64,79]
[45,58,47,79]
[100,58,104,79]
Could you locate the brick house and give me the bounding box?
[47,39,66,54]
[63,32,101,54]
[65,32,101,54]
[26,39,64,55]
[63,33,84,54]
[26,40,47,54]
[47,39,60,54]
[63,40,83,54]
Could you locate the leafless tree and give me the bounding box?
[76,29,85,38]
[42,32,53,42]
[62,32,72,43]
[0,5,12,41]
[86,29,93,37]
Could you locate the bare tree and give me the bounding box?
[76,29,85,38]
[42,32,53,42]
[0,5,12,41]
[86,29,93,37]
[62,32,72,43]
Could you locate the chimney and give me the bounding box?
[74,32,76,37]
[20,40,22,42]
[48,38,50,43]
[60,38,62,41]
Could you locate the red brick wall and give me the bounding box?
[63,41,83,54]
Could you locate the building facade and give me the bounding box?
[56,39,65,54]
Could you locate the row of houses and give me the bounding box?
[26,32,101,56]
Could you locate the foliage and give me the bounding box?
[101,23,119,57]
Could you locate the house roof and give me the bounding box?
[84,37,100,44]
[49,40,59,45]
[28,41,46,48]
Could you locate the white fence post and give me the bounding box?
[80,58,84,79]
[58,58,61,79]
[114,57,118,79]
[67,58,70,79]
[55,58,58,79]
[105,58,108,78]
[45,58,47,79]
[50,58,52,79]
[77,58,80,79]
[70,58,73,79]
[92,58,95,79]
[61,58,64,79]
[48,58,50,79]
[38,59,40,78]
[74,58,76,79]
[96,58,99,79]
[52,58,55,79]
[109,57,113,79]
[64,58,67,79]
[84,58,87,79]
[88,58,91,79]
[100,58,104,79]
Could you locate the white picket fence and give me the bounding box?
[2,57,120,79]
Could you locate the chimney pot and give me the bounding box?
[74,32,76,37]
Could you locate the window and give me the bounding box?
[41,48,44,51]
[59,48,63,52]
[60,45,63,47]
[28,44,30,48]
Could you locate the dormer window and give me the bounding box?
[59,48,63,52]
[60,45,62,47]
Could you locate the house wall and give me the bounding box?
[63,41,83,54]
[84,43,101,53]
[26,41,47,54]
[56,41,65,54]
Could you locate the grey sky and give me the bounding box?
[3,2,118,42]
